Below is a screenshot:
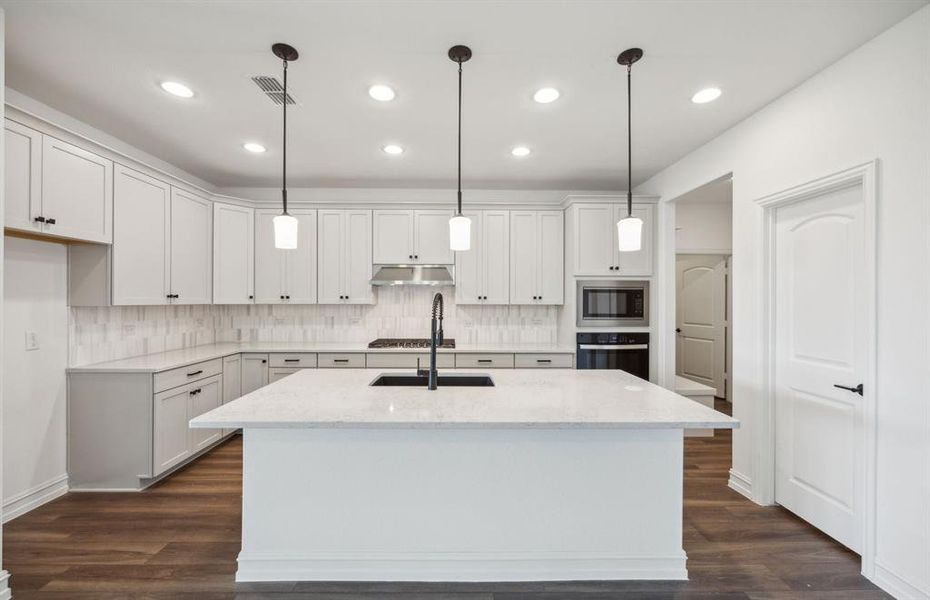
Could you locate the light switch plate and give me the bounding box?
[25,331,39,351]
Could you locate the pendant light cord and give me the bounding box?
[282,58,289,214]
[456,60,463,215]
[626,63,633,218]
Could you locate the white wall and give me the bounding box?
[637,7,929,598]
[1,236,69,521]
[675,202,732,254]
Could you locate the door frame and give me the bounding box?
[754,160,878,576]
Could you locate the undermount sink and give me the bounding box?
[370,373,495,387]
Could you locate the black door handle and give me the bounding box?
[833,383,863,395]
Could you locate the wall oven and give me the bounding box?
[576,332,650,380]
[576,280,649,327]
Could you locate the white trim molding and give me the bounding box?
[727,469,753,501]
[2,473,69,523]
[872,562,930,600]
[753,160,879,580]
[0,570,10,600]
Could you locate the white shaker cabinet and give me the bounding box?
[455,210,510,305]
[572,202,654,277]
[373,209,453,264]
[188,376,222,452]
[112,165,172,305]
[510,210,564,305]
[153,374,222,476]
[170,189,213,304]
[4,119,42,233]
[221,354,242,436]
[255,209,317,304]
[241,354,269,395]
[213,203,255,304]
[318,209,374,304]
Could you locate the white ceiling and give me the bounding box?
[1,0,924,190]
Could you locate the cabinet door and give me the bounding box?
[537,211,564,305]
[509,211,539,304]
[317,210,345,304]
[614,203,654,276]
[284,210,317,303]
[483,210,511,304]
[222,355,242,403]
[188,377,222,452]
[112,165,171,305]
[41,135,113,243]
[372,210,414,263]
[241,354,269,395]
[254,211,285,303]
[573,203,614,276]
[213,203,254,304]
[153,386,192,475]
[170,188,212,304]
[414,209,454,264]
[4,120,42,232]
[454,211,482,305]
[269,367,301,383]
[344,210,374,304]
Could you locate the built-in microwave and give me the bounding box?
[576,280,649,327]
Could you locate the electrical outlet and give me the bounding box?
[25,331,39,351]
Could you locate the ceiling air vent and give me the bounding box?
[251,75,299,105]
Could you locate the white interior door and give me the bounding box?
[676,254,727,396]
[774,182,865,553]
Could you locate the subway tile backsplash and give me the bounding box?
[69,287,560,366]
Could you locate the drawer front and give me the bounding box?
[318,353,366,368]
[514,353,574,368]
[365,353,454,369]
[154,358,223,393]
[454,353,515,369]
[269,367,301,383]
[269,353,318,368]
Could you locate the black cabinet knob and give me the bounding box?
[249,295,254,300]
[46,218,56,225]
[408,255,413,259]
[285,295,290,300]
[34,216,46,223]
[414,254,418,259]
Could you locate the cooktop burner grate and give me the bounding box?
[368,338,456,349]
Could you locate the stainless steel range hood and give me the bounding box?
[369,265,454,287]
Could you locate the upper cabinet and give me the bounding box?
[318,209,374,304]
[455,210,510,305]
[4,119,113,243]
[510,210,564,305]
[255,209,317,304]
[170,189,213,304]
[213,203,255,304]
[572,202,654,277]
[373,209,453,264]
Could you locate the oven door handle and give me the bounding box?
[578,344,649,350]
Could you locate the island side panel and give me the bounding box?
[237,427,687,582]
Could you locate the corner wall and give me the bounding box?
[636,6,930,598]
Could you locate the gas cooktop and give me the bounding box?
[368,338,456,349]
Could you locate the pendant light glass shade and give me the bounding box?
[616,215,643,252]
[449,214,472,251]
[273,213,299,249]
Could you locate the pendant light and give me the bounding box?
[448,45,472,252]
[616,47,644,252]
[272,43,299,249]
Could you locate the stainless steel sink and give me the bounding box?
[370,373,494,387]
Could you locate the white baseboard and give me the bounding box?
[871,562,930,600]
[2,473,69,523]
[727,468,753,500]
[0,570,10,600]
[236,552,689,583]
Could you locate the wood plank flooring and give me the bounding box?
[3,401,889,599]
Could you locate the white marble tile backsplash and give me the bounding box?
[69,287,560,366]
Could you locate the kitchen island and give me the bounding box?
[191,368,737,583]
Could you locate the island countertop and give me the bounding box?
[190,368,739,430]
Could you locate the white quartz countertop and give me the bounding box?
[190,368,739,430]
[67,342,576,374]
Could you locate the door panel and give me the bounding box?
[153,387,191,475]
[373,210,413,263]
[344,210,374,304]
[676,255,727,393]
[454,211,482,305]
[317,210,344,304]
[4,120,42,232]
[112,165,171,305]
[41,135,113,243]
[483,211,511,304]
[189,377,222,451]
[254,211,285,303]
[574,204,613,275]
[285,210,317,303]
[414,210,454,264]
[241,354,269,395]
[213,203,254,304]
[537,211,563,304]
[509,211,538,304]
[615,204,654,276]
[170,189,212,304]
[774,183,864,553]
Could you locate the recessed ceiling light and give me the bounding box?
[160,81,194,98]
[382,144,404,155]
[368,84,396,102]
[533,87,560,104]
[511,146,531,157]
[243,142,266,153]
[691,87,722,104]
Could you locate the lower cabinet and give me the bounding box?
[241,353,269,394]
[222,354,242,436]
[269,367,301,383]
[153,374,221,476]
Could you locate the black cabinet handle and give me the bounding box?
[477,359,492,364]
[34,216,46,223]
[536,359,551,363]
[46,218,56,225]
[333,359,349,363]
[284,359,300,363]
[186,370,203,377]
[261,359,267,364]
[834,383,863,396]
[189,388,202,395]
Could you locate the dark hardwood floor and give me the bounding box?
[3,400,889,599]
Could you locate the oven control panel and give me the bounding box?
[576,332,650,345]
